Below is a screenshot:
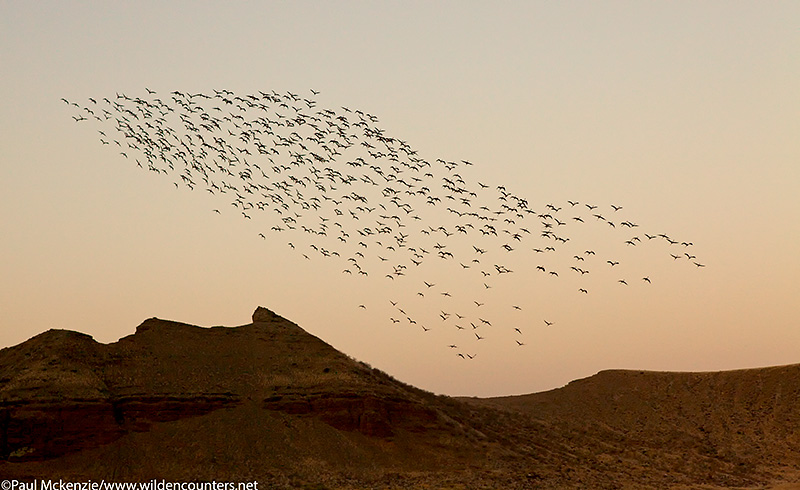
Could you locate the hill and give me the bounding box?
[470,367,800,488]
[2,307,800,489]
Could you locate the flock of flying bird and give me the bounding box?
[64,88,704,360]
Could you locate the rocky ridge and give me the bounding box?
[2,307,800,489]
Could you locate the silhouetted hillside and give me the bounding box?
[2,307,800,489]
[472,366,800,487]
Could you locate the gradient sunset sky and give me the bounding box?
[2,1,798,397]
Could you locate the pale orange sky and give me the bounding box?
[1,1,798,397]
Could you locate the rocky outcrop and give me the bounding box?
[252,306,282,323]
[0,389,240,461]
[262,392,441,438]
[0,307,449,462]
[0,400,121,461]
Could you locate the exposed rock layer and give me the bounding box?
[2,307,800,489]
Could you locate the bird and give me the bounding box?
[65,87,702,358]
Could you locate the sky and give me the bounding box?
[1,1,798,397]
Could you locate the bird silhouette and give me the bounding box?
[65,88,704,359]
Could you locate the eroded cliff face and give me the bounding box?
[262,392,442,438]
[1,395,241,461]
[5,308,800,489]
[0,307,451,462]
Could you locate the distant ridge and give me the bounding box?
[473,366,800,482]
[2,307,800,488]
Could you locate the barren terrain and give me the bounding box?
[2,307,800,489]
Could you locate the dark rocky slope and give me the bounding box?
[2,307,800,489]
